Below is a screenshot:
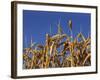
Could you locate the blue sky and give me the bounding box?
[23,10,91,48]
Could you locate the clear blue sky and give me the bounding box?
[23,10,91,48]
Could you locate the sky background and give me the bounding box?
[23,10,91,48]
